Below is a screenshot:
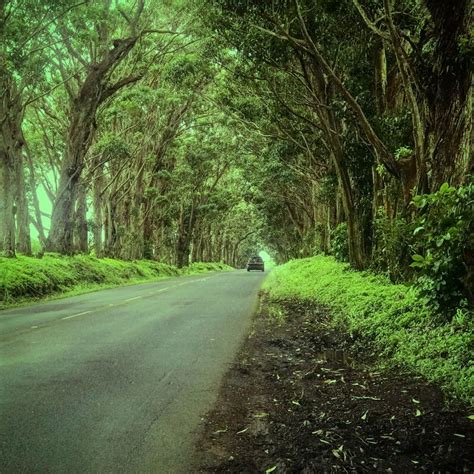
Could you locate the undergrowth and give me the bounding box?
[0,255,231,307]
[263,256,473,405]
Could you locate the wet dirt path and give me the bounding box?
[196,298,473,473]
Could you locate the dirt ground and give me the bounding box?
[195,297,473,473]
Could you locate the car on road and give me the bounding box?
[246,256,264,272]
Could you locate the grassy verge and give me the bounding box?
[262,256,473,405]
[0,254,232,309]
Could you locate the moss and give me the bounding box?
[263,256,473,405]
[0,255,232,307]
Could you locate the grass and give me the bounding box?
[0,254,232,309]
[263,255,473,405]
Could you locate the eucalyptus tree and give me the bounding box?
[205,0,472,269]
[0,0,81,256]
[44,0,187,254]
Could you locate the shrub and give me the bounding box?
[410,181,474,315]
[330,223,349,262]
[372,208,412,281]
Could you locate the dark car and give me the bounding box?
[246,256,264,272]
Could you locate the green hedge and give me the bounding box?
[263,256,473,405]
[0,255,232,305]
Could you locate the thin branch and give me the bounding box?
[351,0,389,40]
[16,1,87,51]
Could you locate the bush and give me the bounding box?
[263,256,473,404]
[372,208,412,281]
[330,223,349,262]
[410,181,474,314]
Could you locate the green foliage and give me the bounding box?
[372,209,412,281]
[0,255,231,306]
[410,182,474,314]
[394,146,413,161]
[330,223,349,262]
[263,256,473,404]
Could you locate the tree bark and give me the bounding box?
[25,147,47,248]
[423,0,472,188]
[0,65,23,257]
[15,150,31,255]
[75,179,88,253]
[92,160,104,257]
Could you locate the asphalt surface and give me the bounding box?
[0,270,266,473]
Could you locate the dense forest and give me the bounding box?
[0,0,472,312]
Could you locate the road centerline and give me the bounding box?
[124,296,142,302]
[62,310,93,320]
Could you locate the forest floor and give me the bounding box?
[196,297,474,473]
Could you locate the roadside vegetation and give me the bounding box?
[263,256,473,405]
[0,255,231,308]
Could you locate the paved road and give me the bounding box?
[0,270,265,473]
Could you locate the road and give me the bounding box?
[0,270,265,473]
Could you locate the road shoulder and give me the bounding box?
[196,297,474,472]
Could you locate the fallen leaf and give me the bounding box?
[236,427,248,434]
[213,427,227,434]
[253,412,269,418]
[265,466,277,473]
[454,433,465,438]
[361,410,368,421]
[415,409,422,417]
[412,398,420,404]
[467,415,474,420]
[291,400,301,406]
[352,396,381,401]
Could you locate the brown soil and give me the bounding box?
[196,297,473,473]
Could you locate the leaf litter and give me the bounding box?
[196,297,473,472]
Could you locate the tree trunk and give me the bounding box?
[15,151,31,255]
[176,205,196,268]
[92,161,104,257]
[0,66,23,257]
[0,148,15,256]
[26,148,47,248]
[424,0,472,188]
[46,37,139,254]
[75,179,88,253]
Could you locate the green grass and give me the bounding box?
[263,256,473,405]
[0,254,232,308]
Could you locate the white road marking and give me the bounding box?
[62,310,92,320]
[59,277,213,323]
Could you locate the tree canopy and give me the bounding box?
[1,0,472,312]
